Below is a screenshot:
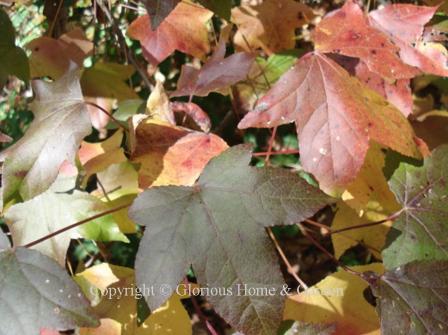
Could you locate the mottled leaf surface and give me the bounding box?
[129,145,332,335]
[314,1,419,80]
[127,3,212,65]
[238,52,422,190]
[370,260,448,335]
[0,67,92,203]
[0,247,98,335]
[370,4,448,76]
[383,145,448,268]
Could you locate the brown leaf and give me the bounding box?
[238,52,423,190]
[314,1,419,80]
[232,0,313,54]
[127,3,212,65]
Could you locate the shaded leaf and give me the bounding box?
[314,1,419,80]
[370,4,448,77]
[129,145,332,335]
[0,246,98,334]
[0,8,29,85]
[198,0,232,21]
[127,3,212,65]
[284,264,383,335]
[232,0,313,54]
[171,26,255,98]
[0,66,92,203]
[383,145,448,269]
[27,28,93,79]
[0,230,10,251]
[81,62,138,101]
[238,52,422,190]
[369,260,448,335]
[141,0,181,30]
[171,101,211,132]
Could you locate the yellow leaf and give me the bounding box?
[130,117,228,187]
[284,263,384,335]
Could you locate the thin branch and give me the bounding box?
[329,211,401,235]
[264,126,278,165]
[96,0,154,89]
[253,149,300,157]
[85,101,127,131]
[267,227,308,289]
[22,203,131,249]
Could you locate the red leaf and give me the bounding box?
[171,27,255,98]
[127,3,212,65]
[314,1,419,80]
[369,4,448,76]
[170,102,211,132]
[238,52,423,189]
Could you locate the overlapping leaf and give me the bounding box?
[129,145,332,335]
[141,0,181,30]
[382,145,448,268]
[0,66,92,203]
[0,231,98,335]
[369,260,448,335]
[369,4,448,77]
[127,3,212,65]
[232,0,313,54]
[314,1,419,80]
[284,264,383,335]
[238,52,423,190]
[0,8,29,85]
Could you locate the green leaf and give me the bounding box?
[0,8,29,85]
[0,230,10,251]
[5,190,127,265]
[0,66,92,203]
[369,260,448,335]
[81,62,138,101]
[383,145,448,269]
[0,240,99,334]
[129,145,332,335]
[198,0,232,21]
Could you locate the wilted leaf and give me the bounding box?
[232,0,313,54]
[4,190,127,265]
[127,3,212,65]
[170,101,211,132]
[146,80,175,124]
[141,0,181,30]
[369,260,448,335]
[130,118,228,188]
[370,4,448,77]
[0,66,92,203]
[27,28,93,79]
[238,52,422,190]
[171,26,255,98]
[0,235,99,334]
[129,145,332,335]
[284,263,383,335]
[382,144,448,269]
[314,1,419,80]
[0,8,29,85]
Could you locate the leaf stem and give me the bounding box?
[22,203,132,249]
[267,227,309,289]
[253,149,301,157]
[329,211,401,235]
[85,101,128,131]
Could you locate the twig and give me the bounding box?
[264,126,278,165]
[253,149,300,157]
[329,211,401,235]
[22,203,131,248]
[85,101,128,131]
[267,227,308,289]
[96,0,154,89]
